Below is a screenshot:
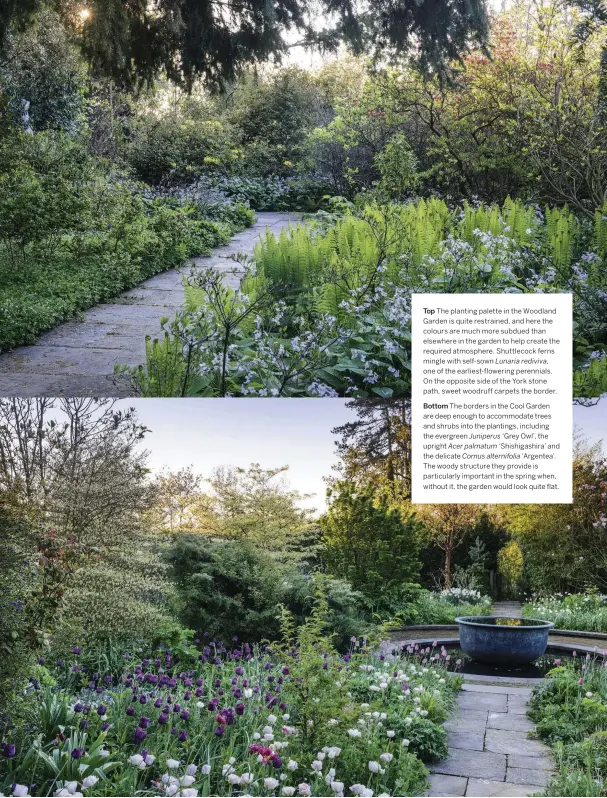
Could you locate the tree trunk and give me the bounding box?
[444,546,453,589]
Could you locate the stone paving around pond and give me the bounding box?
[0,212,298,397]
[425,682,554,797]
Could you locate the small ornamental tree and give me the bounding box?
[415,504,481,589]
[320,482,422,611]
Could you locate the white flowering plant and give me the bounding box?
[523,591,607,633]
[125,197,607,398]
[527,654,607,795]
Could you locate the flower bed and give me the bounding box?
[529,655,607,795]
[0,636,461,797]
[523,592,607,632]
[128,197,607,397]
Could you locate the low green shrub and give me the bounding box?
[219,174,336,211]
[125,116,239,185]
[0,132,254,351]
[523,592,607,632]
[166,536,371,649]
[397,589,492,625]
[529,658,607,795]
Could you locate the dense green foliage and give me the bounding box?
[320,485,422,612]
[167,536,369,648]
[509,440,607,593]
[0,132,254,351]
[529,658,607,795]
[130,196,606,397]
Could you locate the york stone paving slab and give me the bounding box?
[433,749,507,781]
[447,730,486,751]
[0,373,128,397]
[444,709,489,732]
[484,728,550,757]
[508,754,554,771]
[423,774,468,796]
[457,692,508,712]
[465,779,535,797]
[0,212,298,397]
[0,344,143,375]
[507,695,532,715]
[427,669,555,798]
[507,766,552,787]
[462,684,532,698]
[486,712,535,732]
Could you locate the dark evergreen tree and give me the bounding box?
[0,0,490,89]
[331,399,411,502]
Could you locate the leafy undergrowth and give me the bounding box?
[0,131,255,352]
[127,197,607,397]
[397,589,492,626]
[523,593,607,632]
[529,656,607,796]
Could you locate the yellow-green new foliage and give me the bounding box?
[250,197,584,301]
[544,206,580,272]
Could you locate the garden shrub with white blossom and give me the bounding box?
[397,588,492,626]
[127,197,607,398]
[0,592,462,798]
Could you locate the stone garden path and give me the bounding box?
[0,211,298,397]
[426,681,555,797]
[425,600,555,797]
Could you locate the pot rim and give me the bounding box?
[455,615,554,631]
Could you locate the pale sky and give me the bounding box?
[106,399,607,514]
[118,399,356,513]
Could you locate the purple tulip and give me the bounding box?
[1,743,16,759]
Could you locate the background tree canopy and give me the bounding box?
[0,0,492,89]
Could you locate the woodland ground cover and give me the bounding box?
[126,197,607,398]
[0,132,254,351]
